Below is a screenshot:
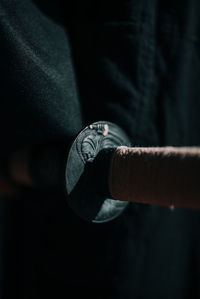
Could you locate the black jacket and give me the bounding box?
[0,1,200,298]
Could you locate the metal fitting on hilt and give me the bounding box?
[65,121,131,223]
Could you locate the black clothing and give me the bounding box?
[1,1,200,298]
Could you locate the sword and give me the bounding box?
[1,122,200,223]
[109,146,200,210]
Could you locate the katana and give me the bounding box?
[109,146,200,210]
[1,121,200,223]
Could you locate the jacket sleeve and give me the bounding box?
[66,0,158,147]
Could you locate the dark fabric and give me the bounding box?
[29,143,69,190]
[1,0,200,298]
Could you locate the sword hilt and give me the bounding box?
[109,146,200,210]
[1,122,200,222]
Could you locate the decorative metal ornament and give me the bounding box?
[65,121,131,223]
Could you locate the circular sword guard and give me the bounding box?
[65,121,131,223]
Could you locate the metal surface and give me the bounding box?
[65,121,131,223]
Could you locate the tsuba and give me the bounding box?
[65,121,131,223]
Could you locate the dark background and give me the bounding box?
[0,1,200,298]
